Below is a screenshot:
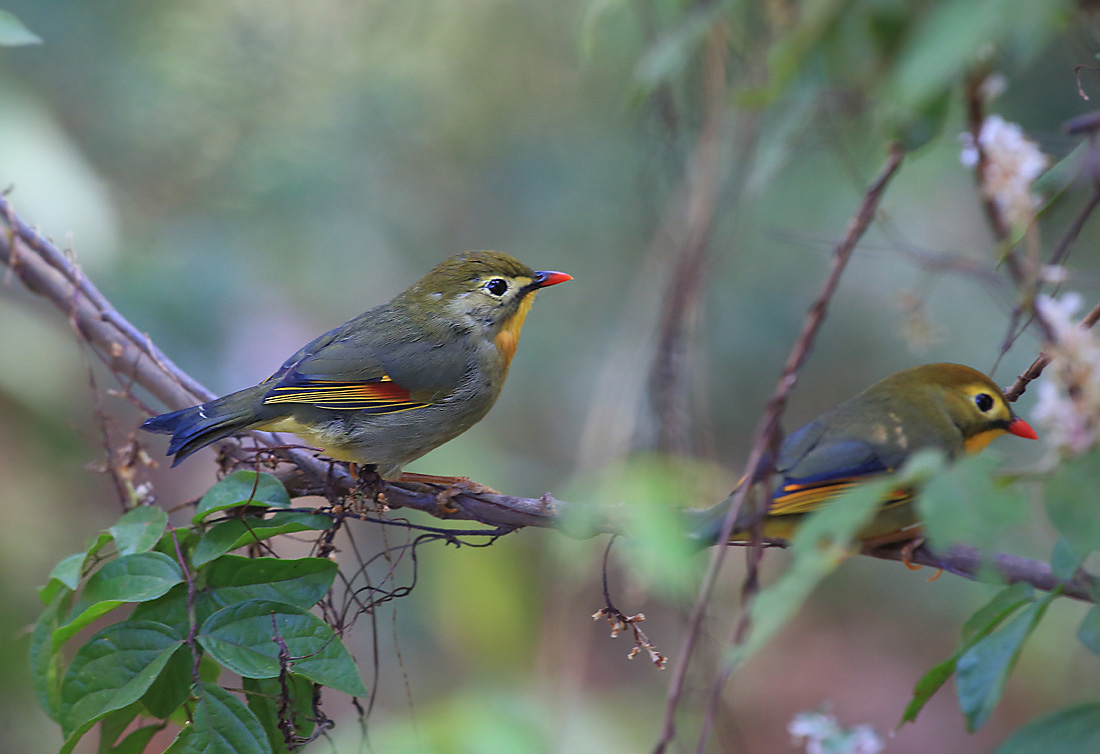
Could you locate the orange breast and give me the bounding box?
[493,295,536,371]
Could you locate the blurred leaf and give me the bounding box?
[194,471,291,524]
[1077,606,1100,655]
[165,682,272,754]
[888,0,1065,111]
[995,702,1100,753]
[0,9,42,46]
[110,506,169,556]
[900,582,1033,725]
[1045,450,1100,554]
[59,622,184,752]
[243,676,316,754]
[192,512,333,566]
[579,0,629,62]
[632,6,720,96]
[760,0,853,101]
[727,477,891,668]
[198,600,368,697]
[887,86,951,151]
[55,552,184,650]
[206,555,337,611]
[1050,537,1087,582]
[1034,142,1085,207]
[955,591,1056,732]
[918,453,1027,554]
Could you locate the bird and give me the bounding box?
[697,363,1038,545]
[142,250,571,480]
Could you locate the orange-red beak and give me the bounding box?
[1007,416,1039,440]
[532,270,572,288]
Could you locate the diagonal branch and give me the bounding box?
[652,141,907,754]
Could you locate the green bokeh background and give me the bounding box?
[2,1,1099,752]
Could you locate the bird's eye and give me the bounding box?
[484,278,509,296]
[974,393,995,412]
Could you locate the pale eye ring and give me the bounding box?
[974,393,995,412]
[484,278,509,296]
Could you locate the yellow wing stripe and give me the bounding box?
[770,479,913,517]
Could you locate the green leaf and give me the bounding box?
[192,512,332,567]
[900,583,1033,726]
[0,9,42,46]
[1050,537,1088,582]
[59,621,184,752]
[899,656,959,726]
[918,453,1028,554]
[39,532,114,604]
[1077,606,1100,656]
[55,552,184,650]
[194,472,291,524]
[97,704,141,754]
[107,724,163,754]
[995,702,1100,753]
[1045,450,1100,554]
[726,477,892,668]
[198,600,368,697]
[165,682,273,754]
[632,7,719,95]
[142,642,193,718]
[956,591,1056,732]
[207,556,338,611]
[30,589,72,720]
[243,676,317,753]
[110,507,169,556]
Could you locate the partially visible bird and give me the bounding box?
[142,251,571,479]
[698,363,1038,544]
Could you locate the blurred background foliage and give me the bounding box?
[2,0,1100,752]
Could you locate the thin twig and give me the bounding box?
[652,142,906,754]
[1002,298,1100,401]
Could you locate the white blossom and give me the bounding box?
[789,710,884,754]
[1032,293,1100,456]
[959,115,1049,228]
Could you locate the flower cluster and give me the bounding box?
[788,710,884,754]
[959,115,1049,229]
[1032,292,1100,456]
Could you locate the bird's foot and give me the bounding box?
[397,472,499,514]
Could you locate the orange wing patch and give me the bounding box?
[770,478,913,517]
[264,377,429,413]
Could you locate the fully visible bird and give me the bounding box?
[700,363,1038,544]
[142,251,571,479]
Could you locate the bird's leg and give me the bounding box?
[396,472,500,514]
[349,463,387,511]
[861,530,944,581]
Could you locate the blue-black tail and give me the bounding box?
[141,385,268,466]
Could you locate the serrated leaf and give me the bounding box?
[165,682,272,754]
[956,591,1056,732]
[55,552,184,650]
[1045,450,1100,555]
[243,676,317,753]
[59,622,184,751]
[995,702,1100,753]
[111,507,169,556]
[194,472,291,524]
[198,600,367,697]
[192,512,332,567]
[207,556,337,611]
[0,9,42,46]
